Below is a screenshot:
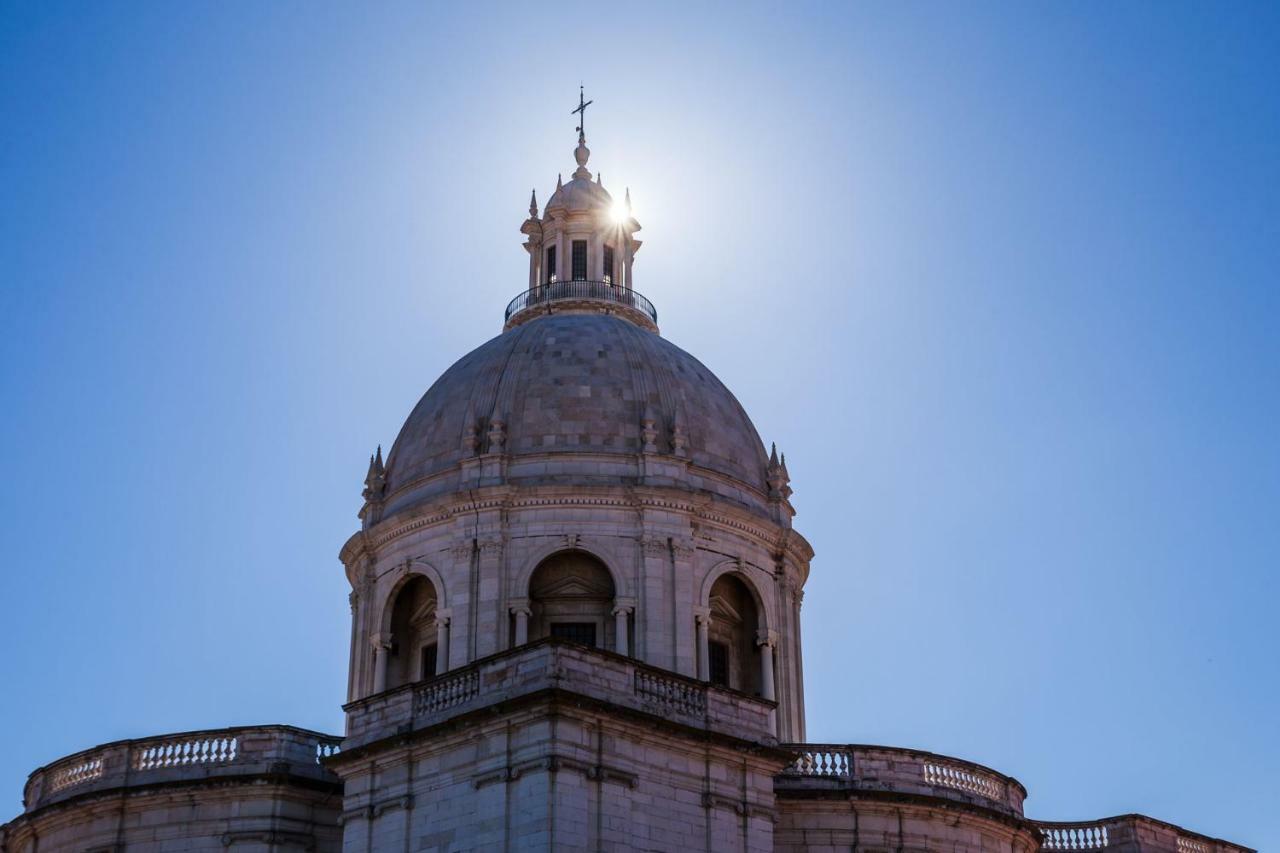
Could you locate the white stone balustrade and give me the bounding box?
[1034,816,1251,853]
[777,743,1025,816]
[133,734,237,770]
[783,746,852,778]
[1041,823,1111,850]
[634,669,707,716]
[414,669,481,715]
[21,726,342,812]
[45,757,103,794]
[922,759,1004,800]
[343,637,776,753]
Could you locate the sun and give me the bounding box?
[609,199,629,224]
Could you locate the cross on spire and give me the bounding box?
[571,85,593,140]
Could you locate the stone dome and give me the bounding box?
[381,313,772,516]
[544,174,612,213]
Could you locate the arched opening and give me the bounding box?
[707,573,761,695]
[528,550,617,651]
[386,576,439,689]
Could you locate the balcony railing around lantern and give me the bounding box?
[504,280,658,325]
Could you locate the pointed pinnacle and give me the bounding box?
[769,442,779,466]
[529,189,538,216]
[556,174,564,190]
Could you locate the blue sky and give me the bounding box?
[1,2,1277,847]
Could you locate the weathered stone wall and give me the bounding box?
[337,701,783,853]
[332,640,786,853]
[774,798,1040,853]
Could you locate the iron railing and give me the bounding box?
[504,280,658,325]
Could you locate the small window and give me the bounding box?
[546,246,557,283]
[572,240,588,281]
[708,641,730,688]
[550,622,597,646]
[603,245,615,284]
[420,644,438,680]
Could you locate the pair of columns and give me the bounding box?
[370,610,451,694]
[509,600,634,656]
[694,609,777,702]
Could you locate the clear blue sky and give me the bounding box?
[1,2,1276,847]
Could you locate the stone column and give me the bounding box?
[758,629,778,737]
[435,609,451,676]
[694,608,711,681]
[591,233,604,281]
[757,630,777,701]
[371,633,392,694]
[612,605,633,656]
[512,604,532,646]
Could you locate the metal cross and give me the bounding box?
[571,85,593,136]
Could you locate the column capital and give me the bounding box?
[509,602,533,617]
[370,632,393,650]
[756,628,779,648]
[434,607,452,626]
[693,606,712,626]
[611,604,634,617]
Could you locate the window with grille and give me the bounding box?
[572,240,588,280]
[546,246,557,283]
[708,641,730,687]
[550,622,596,647]
[420,644,437,680]
[603,245,615,284]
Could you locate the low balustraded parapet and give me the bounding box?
[20,725,342,813]
[1040,822,1110,850]
[634,669,707,717]
[341,637,776,756]
[781,744,852,779]
[776,743,1026,816]
[1034,816,1254,853]
[414,669,480,715]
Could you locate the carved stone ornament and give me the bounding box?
[640,537,668,557]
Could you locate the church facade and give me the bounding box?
[1,115,1252,853]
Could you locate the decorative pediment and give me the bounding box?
[533,575,613,600]
[709,594,743,625]
[408,599,438,627]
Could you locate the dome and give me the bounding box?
[381,313,772,516]
[544,174,612,214]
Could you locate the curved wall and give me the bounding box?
[0,727,342,853]
[343,477,812,741]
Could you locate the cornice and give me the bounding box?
[348,483,813,571]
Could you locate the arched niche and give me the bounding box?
[706,573,762,695]
[384,575,439,689]
[526,550,618,651]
